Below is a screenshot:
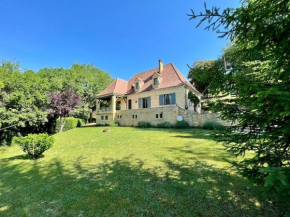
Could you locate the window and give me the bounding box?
[156,113,163,119]
[164,94,171,105]
[128,100,132,110]
[138,97,151,109]
[154,78,158,85]
[159,93,176,106]
[132,115,137,120]
[142,97,148,108]
[101,116,108,121]
[135,82,139,89]
[116,101,121,110]
[117,115,122,119]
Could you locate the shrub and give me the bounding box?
[202,121,225,130]
[96,123,109,127]
[174,121,190,129]
[109,122,119,127]
[156,122,173,128]
[70,107,91,123]
[13,133,54,159]
[55,117,84,133]
[137,121,152,128]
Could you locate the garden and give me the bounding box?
[0,127,288,216]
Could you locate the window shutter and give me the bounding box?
[138,98,142,109]
[148,97,151,108]
[171,93,176,104]
[159,95,164,106]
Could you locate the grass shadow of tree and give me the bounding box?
[0,156,285,216]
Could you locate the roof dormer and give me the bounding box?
[152,72,162,88]
[134,77,144,92]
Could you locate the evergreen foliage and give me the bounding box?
[189,0,290,197]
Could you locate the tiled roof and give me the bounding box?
[126,63,201,95]
[97,78,128,96]
[97,63,201,97]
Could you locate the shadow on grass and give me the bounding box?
[0,154,45,161]
[165,144,233,164]
[0,156,286,216]
[78,124,98,128]
[133,127,214,140]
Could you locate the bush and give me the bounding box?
[174,121,190,129]
[70,107,91,124]
[13,133,54,159]
[109,122,119,127]
[137,121,152,128]
[156,122,173,128]
[202,121,225,130]
[55,117,84,133]
[96,123,109,127]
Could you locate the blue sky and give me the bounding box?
[0,0,241,80]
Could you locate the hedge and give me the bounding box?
[55,117,85,133]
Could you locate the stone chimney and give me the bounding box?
[159,59,163,74]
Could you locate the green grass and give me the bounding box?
[0,127,287,216]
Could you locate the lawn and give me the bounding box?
[0,127,286,216]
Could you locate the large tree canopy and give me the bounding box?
[189,0,290,198]
[0,61,113,145]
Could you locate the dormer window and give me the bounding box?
[135,82,140,90]
[154,78,158,85]
[152,72,162,88]
[134,78,143,92]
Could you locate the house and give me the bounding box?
[95,60,202,126]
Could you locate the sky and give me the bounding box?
[0,0,241,80]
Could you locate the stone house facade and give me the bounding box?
[96,60,202,126]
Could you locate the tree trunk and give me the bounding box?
[59,118,65,133]
[89,112,93,123]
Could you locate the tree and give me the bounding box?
[188,59,224,97]
[189,0,290,197]
[0,61,49,145]
[188,91,200,112]
[49,89,80,132]
[39,63,113,122]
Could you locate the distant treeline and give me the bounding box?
[0,61,113,145]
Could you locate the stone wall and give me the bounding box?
[116,105,179,126]
[178,107,230,127]
[95,105,230,127]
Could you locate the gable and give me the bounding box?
[97,62,201,97]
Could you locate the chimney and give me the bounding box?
[159,59,163,74]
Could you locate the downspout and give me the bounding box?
[184,85,188,109]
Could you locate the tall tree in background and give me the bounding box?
[188,59,224,97]
[49,89,80,132]
[0,61,113,145]
[0,61,49,145]
[189,0,290,197]
[39,63,113,122]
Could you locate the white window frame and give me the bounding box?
[155,113,163,119]
[132,115,138,120]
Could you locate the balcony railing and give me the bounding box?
[96,107,112,114]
